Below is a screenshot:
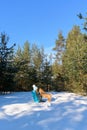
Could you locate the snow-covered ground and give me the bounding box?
[0,91,87,130]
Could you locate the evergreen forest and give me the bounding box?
[0,13,87,95]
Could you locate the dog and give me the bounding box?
[38,88,52,102]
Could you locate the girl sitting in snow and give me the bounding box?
[32,84,42,102]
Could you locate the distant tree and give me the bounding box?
[14,41,32,91]
[31,44,45,86]
[41,56,52,90]
[53,31,65,64]
[52,31,65,91]
[0,32,16,92]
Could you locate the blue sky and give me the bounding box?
[0,0,87,52]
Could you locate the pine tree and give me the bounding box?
[14,41,31,91]
[63,26,87,94]
[53,31,65,64]
[0,33,16,92]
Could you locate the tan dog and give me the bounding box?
[39,88,52,102]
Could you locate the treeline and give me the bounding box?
[0,35,53,92]
[0,13,87,95]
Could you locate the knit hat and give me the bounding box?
[32,84,38,91]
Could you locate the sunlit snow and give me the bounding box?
[0,92,87,130]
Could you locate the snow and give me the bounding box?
[0,91,87,130]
